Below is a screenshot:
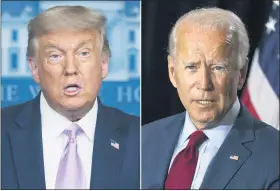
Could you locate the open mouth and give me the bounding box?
[63,84,82,96]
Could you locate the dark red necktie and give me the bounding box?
[165,130,208,189]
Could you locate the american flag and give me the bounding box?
[110,139,120,150]
[229,155,239,161]
[242,1,279,130]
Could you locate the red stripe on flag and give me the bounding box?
[241,86,260,120]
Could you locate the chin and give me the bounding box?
[191,112,216,123]
[59,100,88,110]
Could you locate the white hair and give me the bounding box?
[168,7,249,69]
[27,6,111,58]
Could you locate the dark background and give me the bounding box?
[141,0,273,125]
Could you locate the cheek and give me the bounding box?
[80,61,103,87]
[82,62,102,77]
[175,70,195,104]
[39,65,62,82]
[175,69,194,88]
[38,56,62,77]
[226,75,239,93]
[216,75,238,103]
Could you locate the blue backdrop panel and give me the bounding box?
[1,1,140,116]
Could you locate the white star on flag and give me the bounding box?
[265,16,277,34]
[273,1,279,9]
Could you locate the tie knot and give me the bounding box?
[188,130,208,149]
[64,123,83,139]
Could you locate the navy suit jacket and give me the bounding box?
[1,94,140,189]
[142,106,279,189]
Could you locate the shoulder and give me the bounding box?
[239,111,279,173]
[143,112,185,129]
[236,107,279,156]
[1,100,33,127]
[252,118,279,150]
[2,101,32,117]
[249,119,279,185]
[101,104,139,126]
[100,104,139,137]
[100,105,140,153]
[1,100,36,141]
[142,112,185,137]
[238,106,279,147]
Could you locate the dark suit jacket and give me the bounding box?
[1,94,140,189]
[142,106,279,189]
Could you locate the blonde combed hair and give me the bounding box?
[27,5,111,58]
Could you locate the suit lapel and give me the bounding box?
[9,94,46,189]
[148,113,185,189]
[200,107,255,189]
[90,100,127,189]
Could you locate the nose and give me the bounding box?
[64,54,78,76]
[197,67,214,91]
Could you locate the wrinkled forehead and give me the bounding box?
[38,29,100,50]
[175,21,236,59]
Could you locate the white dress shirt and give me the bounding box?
[168,98,240,189]
[40,93,98,189]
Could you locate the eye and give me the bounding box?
[48,54,62,62]
[185,65,197,71]
[78,50,90,57]
[212,65,227,71]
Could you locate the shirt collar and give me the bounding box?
[40,92,98,142]
[76,99,98,142]
[181,98,241,149]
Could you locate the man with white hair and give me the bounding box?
[1,6,140,189]
[142,7,279,189]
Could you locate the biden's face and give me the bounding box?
[168,24,247,129]
[29,29,108,115]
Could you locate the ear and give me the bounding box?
[28,57,40,83]
[101,54,109,79]
[237,60,248,90]
[168,55,178,88]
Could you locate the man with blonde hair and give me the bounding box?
[2,6,140,189]
[142,7,279,189]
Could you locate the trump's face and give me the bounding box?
[168,23,247,129]
[29,29,108,118]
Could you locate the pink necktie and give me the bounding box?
[55,123,86,189]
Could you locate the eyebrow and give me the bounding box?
[44,39,94,53]
[210,60,230,66]
[183,60,200,65]
[183,60,230,67]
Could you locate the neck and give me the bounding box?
[191,120,218,130]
